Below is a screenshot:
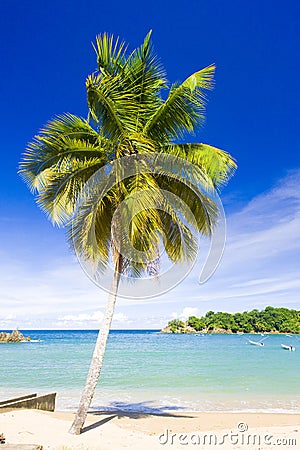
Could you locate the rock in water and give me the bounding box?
[0,330,30,343]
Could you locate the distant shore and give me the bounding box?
[162,306,300,334]
[160,328,299,335]
[1,409,299,449]
[159,327,299,336]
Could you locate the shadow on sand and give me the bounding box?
[82,401,195,433]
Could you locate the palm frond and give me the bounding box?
[123,30,166,129]
[158,210,198,263]
[93,33,128,76]
[69,193,113,271]
[91,31,166,134]
[86,72,138,139]
[149,152,215,193]
[19,114,109,192]
[36,156,105,225]
[161,143,237,189]
[39,113,101,142]
[155,175,218,236]
[144,64,215,141]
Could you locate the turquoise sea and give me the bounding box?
[1,330,299,413]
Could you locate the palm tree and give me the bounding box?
[19,31,236,434]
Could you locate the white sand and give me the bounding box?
[0,410,299,449]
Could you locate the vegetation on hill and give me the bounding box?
[162,307,300,334]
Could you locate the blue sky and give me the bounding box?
[1,0,299,329]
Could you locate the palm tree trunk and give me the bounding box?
[69,255,123,435]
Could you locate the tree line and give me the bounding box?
[166,306,300,334]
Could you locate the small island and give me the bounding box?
[0,330,30,343]
[161,306,300,334]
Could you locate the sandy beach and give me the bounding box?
[1,409,299,449]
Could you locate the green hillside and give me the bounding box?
[162,306,300,334]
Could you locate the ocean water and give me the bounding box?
[1,330,299,413]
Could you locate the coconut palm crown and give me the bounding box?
[19,31,236,434]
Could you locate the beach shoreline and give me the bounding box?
[1,409,299,449]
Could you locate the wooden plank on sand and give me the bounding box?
[0,394,37,406]
[0,393,56,412]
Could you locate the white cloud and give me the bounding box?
[171,307,199,321]
[56,310,129,328]
[113,312,129,323]
[60,311,104,324]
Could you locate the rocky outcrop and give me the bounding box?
[161,325,199,334]
[210,328,233,334]
[0,330,30,343]
[160,324,232,334]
